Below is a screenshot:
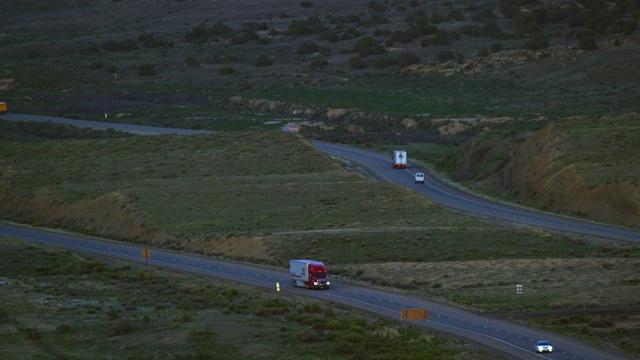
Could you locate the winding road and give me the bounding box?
[1,113,638,359]
[311,141,640,243]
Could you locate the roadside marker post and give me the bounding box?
[401,308,429,342]
[142,247,151,271]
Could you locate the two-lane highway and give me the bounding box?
[311,141,640,243]
[2,114,638,359]
[0,222,631,360]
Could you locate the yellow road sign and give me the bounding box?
[401,308,429,320]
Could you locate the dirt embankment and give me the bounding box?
[0,166,273,261]
[220,96,414,129]
[469,124,640,228]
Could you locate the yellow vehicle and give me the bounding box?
[0,102,7,114]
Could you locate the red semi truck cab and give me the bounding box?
[290,259,330,290]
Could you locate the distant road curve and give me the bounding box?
[2,113,637,359]
[311,141,640,243]
[4,112,638,242]
[2,113,212,135]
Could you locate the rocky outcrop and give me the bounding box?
[220,96,410,127]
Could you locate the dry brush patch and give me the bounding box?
[349,257,640,311]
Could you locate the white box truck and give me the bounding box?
[290,259,330,290]
[393,150,407,168]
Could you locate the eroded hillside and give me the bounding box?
[442,113,640,228]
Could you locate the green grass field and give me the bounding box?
[2,0,640,357]
[1,238,496,359]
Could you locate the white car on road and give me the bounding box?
[534,340,553,353]
[414,172,425,184]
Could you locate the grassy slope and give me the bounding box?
[2,123,639,357]
[1,238,495,359]
[2,0,640,357]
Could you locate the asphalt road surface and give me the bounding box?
[1,114,637,359]
[311,141,640,243]
[0,223,631,360]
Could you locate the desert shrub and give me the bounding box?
[89,61,102,70]
[589,316,615,328]
[477,48,489,57]
[418,23,438,35]
[484,22,501,36]
[137,64,156,76]
[348,56,366,69]
[368,1,386,12]
[256,38,270,45]
[26,328,41,340]
[183,23,211,44]
[255,54,273,67]
[339,27,362,41]
[303,303,322,313]
[279,12,289,19]
[185,56,199,67]
[435,51,455,61]
[579,35,596,50]
[118,39,138,51]
[447,9,464,21]
[101,40,118,51]
[112,320,135,336]
[55,324,73,334]
[319,46,331,57]
[106,65,118,74]
[431,12,445,24]
[223,55,238,64]
[396,51,420,67]
[525,34,549,50]
[409,0,419,6]
[460,24,476,35]
[296,40,319,55]
[107,308,121,320]
[288,16,325,35]
[389,29,413,44]
[297,329,322,343]
[300,1,313,7]
[212,22,234,37]
[373,55,396,68]
[318,31,339,43]
[490,42,503,53]
[331,15,360,24]
[473,8,497,21]
[309,59,328,70]
[546,6,568,23]
[102,39,138,52]
[138,33,173,48]
[456,52,464,64]
[242,21,268,32]
[432,31,449,46]
[515,11,540,33]
[353,36,385,57]
[231,32,258,44]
